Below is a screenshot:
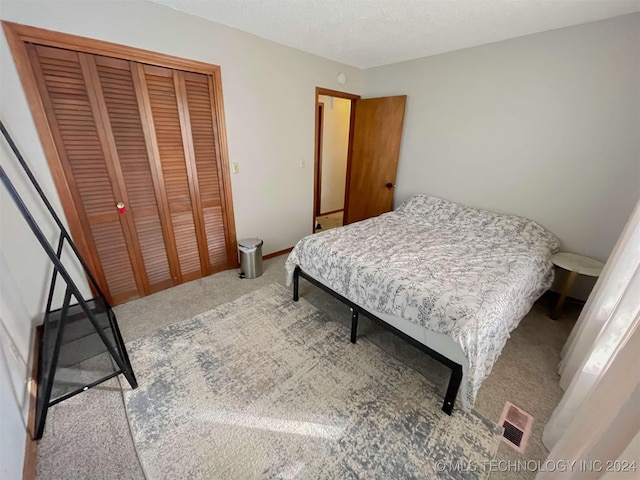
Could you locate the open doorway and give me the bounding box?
[312,87,406,233]
[313,88,359,233]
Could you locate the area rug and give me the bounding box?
[122,284,502,479]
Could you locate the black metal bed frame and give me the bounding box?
[293,266,463,415]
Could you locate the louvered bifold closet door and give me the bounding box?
[26,44,236,305]
[26,44,141,304]
[92,56,176,293]
[137,64,210,282]
[181,72,232,270]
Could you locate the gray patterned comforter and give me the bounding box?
[285,194,558,409]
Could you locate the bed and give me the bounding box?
[285,194,558,413]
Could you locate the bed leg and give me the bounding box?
[293,267,300,302]
[442,364,463,415]
[350,308,359,344]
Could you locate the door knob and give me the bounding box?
[116,202,126,214]
[385,183,395,189]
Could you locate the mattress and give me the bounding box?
[285,194,558,409]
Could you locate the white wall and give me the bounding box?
[0,253,33,480]
[0,1,363,477]
[318,95,350,214]
[364,14,640,267]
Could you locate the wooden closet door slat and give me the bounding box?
[27,44,138,304]
[93,55,174,293]
[143,64,203,281]
[183,72,231,270]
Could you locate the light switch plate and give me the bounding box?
[231,162,239,174]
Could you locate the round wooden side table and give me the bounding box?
[550,252,604,319]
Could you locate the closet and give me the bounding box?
[18,33,237,305]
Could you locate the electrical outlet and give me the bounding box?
[231,162,239,174]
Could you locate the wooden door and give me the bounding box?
[138,64,205,283]
[92,56,175,294]
[344,95,406,225]
[25,42,236,305]
[27,44,142,304]
[181,72,234,271]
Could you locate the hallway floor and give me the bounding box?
[314,211,343,233]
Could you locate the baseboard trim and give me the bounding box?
[263,247,293,260]
[23,326,41,480]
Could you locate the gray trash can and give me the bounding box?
[238,237,263,279]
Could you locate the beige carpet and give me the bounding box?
[35,254,578,480]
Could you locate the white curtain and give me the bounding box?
[557,200,640,391]
[539,200,640,478]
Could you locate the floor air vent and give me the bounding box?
[498,402,533,453]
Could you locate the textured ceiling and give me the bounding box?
[151,0,640,68]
